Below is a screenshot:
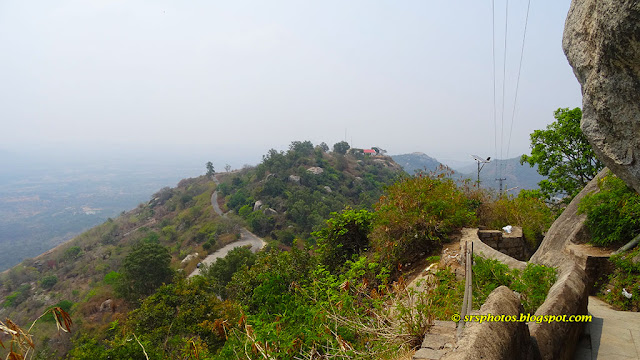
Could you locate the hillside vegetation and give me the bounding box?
[0,141,558,359]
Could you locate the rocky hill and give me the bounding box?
[457,156,545,192]
[391,152,443,174]
[218,141,405,241]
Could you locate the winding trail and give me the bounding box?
[189,174,266,277]
[210,187,224,216]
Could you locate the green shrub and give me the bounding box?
[40,275,58,290]
[202,238,216,250]
[477,190,555,248]
[195,223,218,243]
[600,246,640,311]
[248,211,275,237]
[579,174,640,246]
[161,225,177,241]
[274,229,296,247]
[312,208,374,273]
[103,271,122,286]
[472,256,556,314]
[63,246,82,262]
[371,174,475,272]
[200,246,257,298]
[3,284,31,308]
[238,204,252,218]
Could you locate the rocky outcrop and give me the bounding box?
[441,286,539,360]
[100,299,116,313]
[288,175,301,184]
[306,167,324,175]
[526,170,606,359]
[181,252,199,264]
[530,168,608,272]
[528,263,589,360]
[563,1,640,193]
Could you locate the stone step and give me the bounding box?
[413,321,457,360]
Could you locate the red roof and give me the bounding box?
[363,149,376,154]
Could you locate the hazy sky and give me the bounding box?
[0,1,581,166]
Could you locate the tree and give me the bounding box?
[116,242,174,301]
[333,141,350,155]
[206,161,215,177]
[319,142,329,152]
[200,246,257,298]
[521,107,604,202]
[289,140,314,157]
[225,163,231,172]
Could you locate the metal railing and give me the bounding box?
[457,241,473,337]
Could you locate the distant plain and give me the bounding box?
[0,148,205,271]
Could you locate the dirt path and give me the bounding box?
[189,229,265,277]
[210,175,224,216]
[210,189,224,216]
[189,174,266,277]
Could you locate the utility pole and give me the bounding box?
[496,177,507,196]
[471,155,491,187]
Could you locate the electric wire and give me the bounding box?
[506,0,531,160]
[492,0,498,182]
[490,0,529,191]
[499,0,509,180]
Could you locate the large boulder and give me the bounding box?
[441,286,539,360]
[563,1,640,193]
[306,167,324,175]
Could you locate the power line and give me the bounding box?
[506,0,531,160]
[491,0,498,182]
[500,0,509,170]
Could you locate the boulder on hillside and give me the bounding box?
[307,167,324,175]
[564,1,640,193]
[100,299,116,313]
[181,252,199,264]
[254,200,263,211]
[289,175,301,184]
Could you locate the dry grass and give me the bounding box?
[393,348,416,360]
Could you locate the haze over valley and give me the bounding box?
[0,146,210,271]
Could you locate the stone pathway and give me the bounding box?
[413,321,457,360]
[574,296,640,359]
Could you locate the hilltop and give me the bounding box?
[218,141,404,242]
